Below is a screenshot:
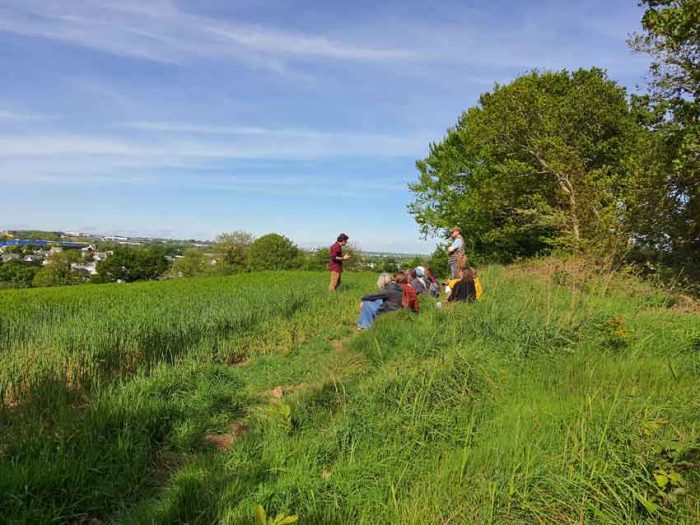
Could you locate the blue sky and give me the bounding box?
[0,0,649,253]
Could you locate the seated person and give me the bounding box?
[417,265,439,297]
[357,272,405,330]
[409,269,427,294]
[396,271,419,313]
[444,276,461,296]
[447,266,477,304]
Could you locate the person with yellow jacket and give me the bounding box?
[445,258,483,302]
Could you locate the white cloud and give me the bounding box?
[123,122,282,135]
[0,125,428,161]
[0,136,135,156]
[0,153,406,199]
[205,23,413,61]
[0,126,426,193]
[121,120,429,144]
[0,109,51,121]
[0,0,648,89]
[0,0,415,71]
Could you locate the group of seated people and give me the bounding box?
[357,259,479,330]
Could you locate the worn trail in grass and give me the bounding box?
[1,262,699,524]
[121,262,700,524]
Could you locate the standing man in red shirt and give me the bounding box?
[329,233,351,291]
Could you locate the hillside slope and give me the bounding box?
[1,262,699,524]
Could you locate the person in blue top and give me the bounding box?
[447,226,465,279]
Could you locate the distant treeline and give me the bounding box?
[0,232,435,289]
[410,0,699,291]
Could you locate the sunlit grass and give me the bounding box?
[1,263,698,523]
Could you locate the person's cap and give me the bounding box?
[415,266,425,277]
[450,226,461,233]
[337,233,349,241]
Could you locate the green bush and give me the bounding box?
[249,234,304,271]
[0,260,39,288]
[95,246,169,282]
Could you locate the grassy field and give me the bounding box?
[1,262,699,524]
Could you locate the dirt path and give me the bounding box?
[205,329,363,452]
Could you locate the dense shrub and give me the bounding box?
[249,234,304,271]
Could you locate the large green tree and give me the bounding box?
[629,0,699,262]
[32,250,86,287]
[213,231,254,274]
[0,261,39,289]
[95,247,169,283]
[409,69,641,261]
[170,248,209,278]
[249,234,303,271]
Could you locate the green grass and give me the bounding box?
[1,263,699,523]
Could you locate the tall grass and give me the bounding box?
[0,272,365,522]
[1,263,698,523]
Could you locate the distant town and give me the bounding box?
[0,229,214,276]
[0,229,438,289]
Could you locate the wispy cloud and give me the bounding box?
[121,121,428,144]
[122,121,288,135]
[0,109,51,121]
[0,126,428,160]
[0,125,426,193]
[0,136,135,156]
[0,0,415,72]
[0,0,647,94]
[205,24,413,61]
[0,153,405,199]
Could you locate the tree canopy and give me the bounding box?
[32,250,85,287]
[96,247,169,283]
[249,234,304,271]
[629,0,699,264]
[170,248,209,278]
[0,260,39,289]
[410,69,641,262]
[214,231,254,274]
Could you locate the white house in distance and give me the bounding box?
[71,262,98,275]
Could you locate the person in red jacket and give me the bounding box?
[396,272,420,313]
[328,233,351,291]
